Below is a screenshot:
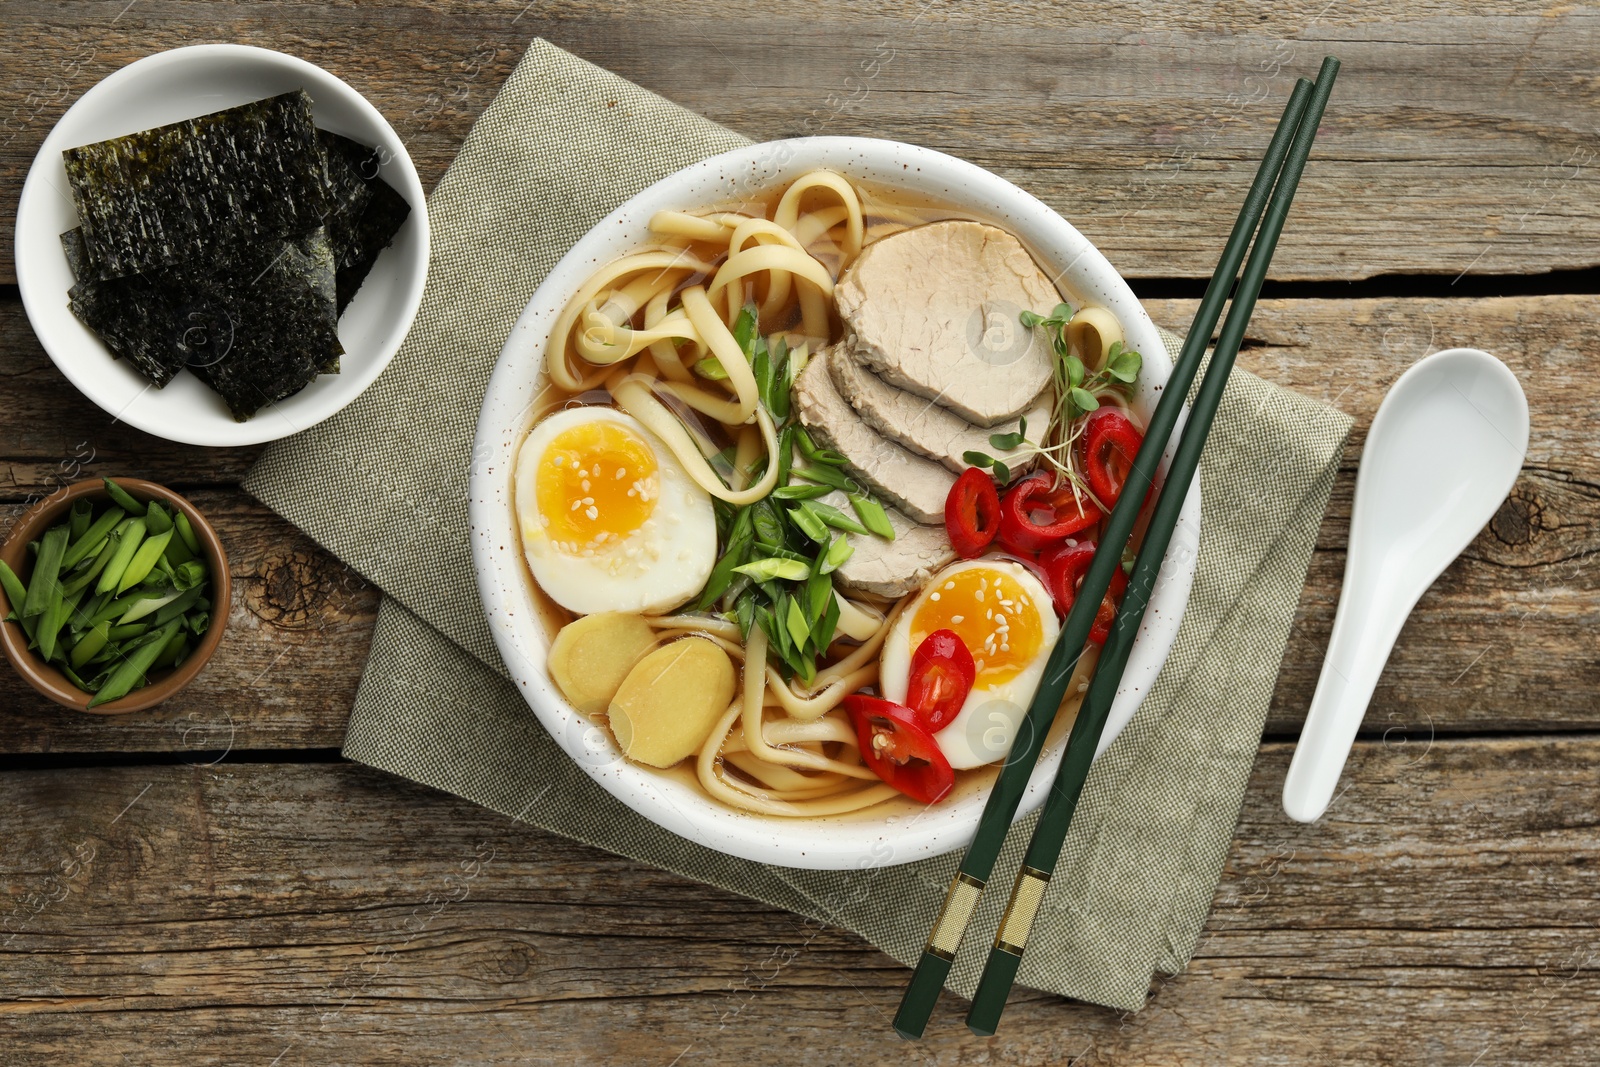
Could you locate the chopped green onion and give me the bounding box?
[95,518,146,596]
[771,483,831,501]
[787,504,829,543]
[149,586,205,628]
[820,535,854,575]
[116,529,173,594]
[847,494,895,540]
[734,557,811,583]
[0,560,34,639]
[60,505,126,570]
[693,508,753,611]
[101,478,147,517]
[61,536,118,597]
[785,597,812,654]
[116,588,184,625]
[70,621,110,669]
[803,499,869,536]
[68,500,93,542]
[22,525,70,619]
[795,426,849,468]
[87,619,180,708]
[143,500,173,536]
[692,356,729,381]
[791,462,865,495]
[173,511,200,555]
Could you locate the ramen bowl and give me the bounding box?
[470,137,1199,870]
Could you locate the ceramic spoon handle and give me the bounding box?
[1282,563,1415,823]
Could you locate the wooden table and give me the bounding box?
[3,4,1597,1063]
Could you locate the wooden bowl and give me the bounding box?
[0,478,230,714]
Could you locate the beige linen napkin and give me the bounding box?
[245,39,1351,1013]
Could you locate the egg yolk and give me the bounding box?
[909,567,1044,689]
[536,419,659,553]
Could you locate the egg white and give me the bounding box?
[880,559,1060,769]
[515,406,716,616]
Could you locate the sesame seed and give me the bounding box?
[930,592,940,601]
[615,468,627,479]
[581,479,591,491]
[585,505,599,520]
[951,615,964,624]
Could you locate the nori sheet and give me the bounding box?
[187,228,343,420]
[316,130,411,312]
[60,228,89,281]
[67,257,189,387]
[62,91,332,281]
[66,228,343,417]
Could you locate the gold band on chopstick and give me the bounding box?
[993,866,1051,957]
[925,872,986,961]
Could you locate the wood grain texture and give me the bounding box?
[1,6,1595,1059]
[1143,293,1600,740]
[2,2,1599,284]
[2,293,1593,752]
[1,742,1596,1065]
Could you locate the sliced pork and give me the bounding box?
[792,356,955,524]
[835,220,1060,426]
[827,346,1051,475]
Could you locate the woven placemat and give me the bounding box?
[245,38,1351,1013]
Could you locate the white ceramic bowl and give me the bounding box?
[471,137,1200,869]
[14,44,429,447]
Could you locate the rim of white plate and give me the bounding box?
[470,137,1199,870]
[14,44,429,447]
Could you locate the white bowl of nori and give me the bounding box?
[14,44,429,447]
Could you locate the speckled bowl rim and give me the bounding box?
[470,137,1199,870]
[0,478,230,714]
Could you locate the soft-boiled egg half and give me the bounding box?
[879,559,1060,769]
[515,406,716,615]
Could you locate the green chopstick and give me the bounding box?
[893,70,1323,1042]
[963,56,1342,1038]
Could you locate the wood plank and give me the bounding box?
[2,3,1598,284]
[1,292,1595,751]
[1,740,1596,1063]
[0,295,262,494]
[1143,294,1600,740]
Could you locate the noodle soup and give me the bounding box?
[507,166,1155,820]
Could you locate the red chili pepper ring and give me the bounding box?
[995,471,1102,554]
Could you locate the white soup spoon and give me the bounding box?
[1283,347,1529,823]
